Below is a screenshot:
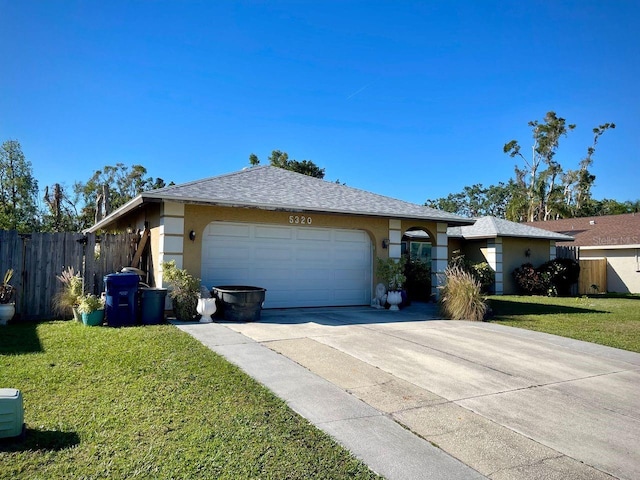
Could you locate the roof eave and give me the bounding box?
[501,233,575,242]
[84,195,151,233]
[136,194,475,225]
[461,233,574,241]
[580,243,640,250]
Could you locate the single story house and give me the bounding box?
[525,214,640,294]
[88,166,473,308]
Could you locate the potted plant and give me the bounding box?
[376,257,407,311]
[161,261,200,321]
[77,293,105,326]
[53,267,84,321]
[0,269,16,325]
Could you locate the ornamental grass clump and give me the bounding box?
[439,264,487,321]
[53,266,83,317]
[0,269,15,304]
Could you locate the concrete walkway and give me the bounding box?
[176,303,640,480]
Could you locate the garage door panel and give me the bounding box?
[209,224,251,238]
[334,267,368,280]
[255,226,293,240]
[202,222,372,308]
[334,289,369,303]
[209,245,251,261]
[295,247,331,262]
[255,246,292,261]
[335,230,368,242]
[297,228,332,241]
[206,268,251,286]
[334,249,370,264]
[252,267,291,281]
[267,289,299,304]
[294,288,333,304]
[295,268,333,280]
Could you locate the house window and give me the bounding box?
[410,241,432,263]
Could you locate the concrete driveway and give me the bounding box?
[178,303,640,480]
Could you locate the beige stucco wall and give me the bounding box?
[447,237,555,294]
[580,248,640,293]
[447,238,464,259]
[502,237,554,294]
[460,240,487,264]
[146,205,161,287]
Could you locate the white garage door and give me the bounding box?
[201,221,372,308]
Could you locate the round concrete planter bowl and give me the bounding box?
[212,286,266,322]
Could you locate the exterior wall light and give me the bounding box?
[525,248,531,257]
[189,230,196,241]
[382,238,389,249]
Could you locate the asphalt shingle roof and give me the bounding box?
[524,213,640,247]
[143,166,473,223]
[448,216,574,241]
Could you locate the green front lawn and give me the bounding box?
[488,295,640,353]
[0,321,380,479]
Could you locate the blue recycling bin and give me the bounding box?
[104,273,139,327]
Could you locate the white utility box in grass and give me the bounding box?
[0,388,25,439]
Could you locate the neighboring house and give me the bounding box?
[447,216,574,294]
[525,214,640,294]
[87,166,473,308]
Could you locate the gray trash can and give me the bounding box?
[139,288,168,325]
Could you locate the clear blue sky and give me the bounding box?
[2,1,638,207]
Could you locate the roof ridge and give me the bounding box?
[262,166,455,216]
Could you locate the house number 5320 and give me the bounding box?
[289,215,312,225]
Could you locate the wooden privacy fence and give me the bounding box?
[556,245,579,260]
[0,230,144,321]
[578,258,607,295]
[556,246,608,294]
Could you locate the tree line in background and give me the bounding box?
[248,149,326,179]
[0,142,326,234]
[1,113,636,234]
[0,139,171,233]
[425,112,637,220]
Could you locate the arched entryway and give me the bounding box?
[402,228,433,301]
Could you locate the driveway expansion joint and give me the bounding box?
[486,454,566,477]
